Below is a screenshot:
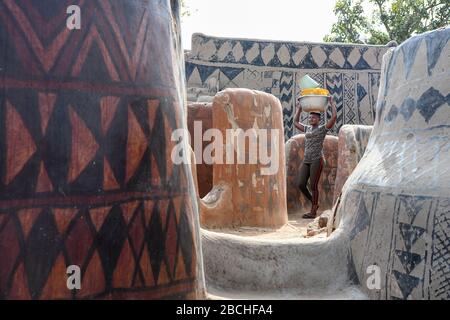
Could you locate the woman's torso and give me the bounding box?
[304,125,328,163]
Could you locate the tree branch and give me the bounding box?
[374,0,392,36]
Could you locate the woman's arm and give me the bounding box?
[294,98,306,132]
[326,96,337,129]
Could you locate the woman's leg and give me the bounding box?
[303,158,324,219]
[298,162,312,202]
[310,157,324,207]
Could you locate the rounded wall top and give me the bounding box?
[373,27,450,133]
[346,27,450,194]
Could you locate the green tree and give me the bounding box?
[324,0,450,45]
[180,0,191,18]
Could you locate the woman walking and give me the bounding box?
[294,96,337,219]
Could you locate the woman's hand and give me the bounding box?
[326,95,337,129]
[294,97,305,132]
[296,97,302,109]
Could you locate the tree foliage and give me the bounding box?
[180,0,191,18]
[324,0,450,45]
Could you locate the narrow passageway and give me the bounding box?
[207,213,327,240]
[200,224,365,300]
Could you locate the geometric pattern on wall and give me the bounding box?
[190,33,388,70]
[387,195,432,300]
[0,196,197,300]
[376,28,450,127]
[343,27,450,301]
[0,0,199,299]
[0,89,198,299]
[186,34,388,140]
[0,91,182,200]
[382,87,450,125]
[0,0,175,86]
[346,190,450,300]
[430,200,450,300]
[380,28,450,101]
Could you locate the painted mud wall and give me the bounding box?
[286,135,338,214]
[0,0,204,300]
[186,33,391,140]
[338,27,450,300]
[200,89,288,229]
[187,102,213,198]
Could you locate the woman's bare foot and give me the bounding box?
[302,205,319,219]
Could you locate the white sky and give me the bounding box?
[181,0,341,50]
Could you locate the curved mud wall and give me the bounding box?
[200,89,288,229]
[0,0,204,299]
[333,125,373,203]
[338,27,450,300]
[187,102,213,198]
[286,135,338,214]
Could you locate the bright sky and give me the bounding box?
[181,0,341,50]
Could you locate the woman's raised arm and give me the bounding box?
[294,98,306,132]
[326,96,337,130]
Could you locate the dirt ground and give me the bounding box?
[210,212,327,240]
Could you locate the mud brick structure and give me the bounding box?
[0,0,204,300]
[201,27,449,301]
[338,27,450,300]
[200,89,288,229]
[187,103,213,198]
[285,135,338,214]
[333,125,373,202]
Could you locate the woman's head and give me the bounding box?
[308,112,321,125]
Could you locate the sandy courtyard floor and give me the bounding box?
[208,212,327,240]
